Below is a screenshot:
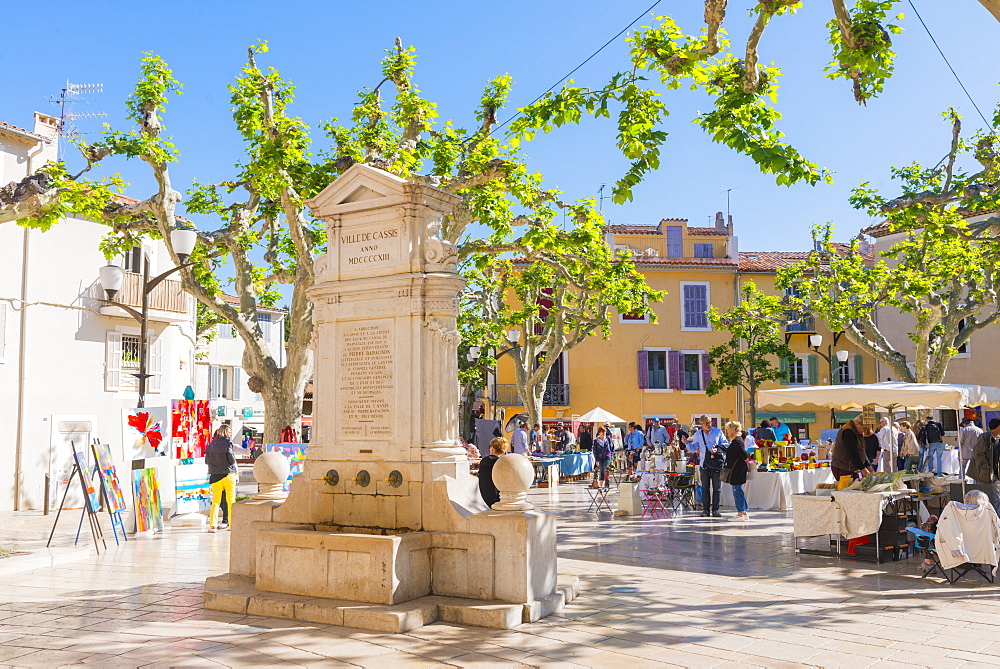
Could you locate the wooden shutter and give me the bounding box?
[832,361,841,385]
[208,364,218,399]
[637,351,649,389]
[668,351,683,389]
[779,356,789,385]
[148,336,163,392]
[105,331,122,391]
[233,367,242,401]
[0,303,6,363]
[701,354,711,390]
[808,355,819,385]
[666,226,683,257]
[853,355,864,385]
[683,285,708,328]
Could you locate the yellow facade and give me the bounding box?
[492,216,880,441]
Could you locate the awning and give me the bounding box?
[300,415,312,427]
[758,382,1000,411]
[754,411,816,424]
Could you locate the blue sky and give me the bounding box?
[2,0,997,255]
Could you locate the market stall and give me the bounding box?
[550,452,594,477]
[721,467,835,511]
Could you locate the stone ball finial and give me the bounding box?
[492,453,534,511]
[253,451,290,501]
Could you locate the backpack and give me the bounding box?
[923,421,944,444]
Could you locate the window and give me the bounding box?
[680,282,710,330]
[123,247,145,274]
[694,243,713,258]
[835,359,853,385]
[684,354,701,390]
[218,324,235,339]
[956,318,970,356]
[620,312,650,324]
[208,365,242,400]
[647,351,667,389]
[788,358,806,385]
[105,331,161,392]
[259,313,273,340]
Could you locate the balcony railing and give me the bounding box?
[785,316,816,333]
[491,384,571,407]
[119,271,188,313]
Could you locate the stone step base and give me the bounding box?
[203,573,581,633]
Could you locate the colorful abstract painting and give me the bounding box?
[132,467,163,533]
[171,400,212,459]
[123,407,169,459]
[267,443,308,492]
[174,461,211,514]
[74,451,102,513]
[91,440,126,513]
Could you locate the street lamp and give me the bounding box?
[98,227,198,408]
[808,334,850,384]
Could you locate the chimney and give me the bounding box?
[714,211,725,230]
[727,214,733,235]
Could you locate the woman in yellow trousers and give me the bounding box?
[206,425,237,531]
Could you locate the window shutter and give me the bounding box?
[683,285,708,328]
[0,303,6,362]
[779,356,789,385]
[853,355,863,385]
[637,351,649,389]
[105,331,122,391]
[668,351,683,389]
[808,356,819,385]
[666,226,683,257]
[233,367,242,401]
[208,364,218,399]
[701,353,711,390]
[148,336,163,392]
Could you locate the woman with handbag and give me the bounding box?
[723,421,751,521]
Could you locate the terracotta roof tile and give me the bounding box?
[633,256,737,267]
[687,226,728,236]
[0,121,47,141]
[606,224,661,235]
[219,293,287,313]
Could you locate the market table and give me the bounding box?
[719,467,835,511]
[549,452,594,477]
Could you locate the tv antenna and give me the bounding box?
[597,183,606,211]
[50,81,107,158]
[722,187,740,219]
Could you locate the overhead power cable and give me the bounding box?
[907,0,992,128]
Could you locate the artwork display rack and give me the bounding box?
[46,442,107,554]
[91,439,128,546]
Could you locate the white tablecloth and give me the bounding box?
[719,468,835,510]
[792,490,907,539]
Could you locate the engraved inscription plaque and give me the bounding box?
[339,321,394,441]
[338,224,400,271]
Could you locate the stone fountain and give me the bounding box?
[203,164,577,632]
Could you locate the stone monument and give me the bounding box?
[204,164,577,632]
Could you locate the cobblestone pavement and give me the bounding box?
[1,482,999,667]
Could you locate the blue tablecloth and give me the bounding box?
[550,452,594,476]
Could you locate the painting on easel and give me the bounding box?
[92,441,126,513]
[132,467,163,533]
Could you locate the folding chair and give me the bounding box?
[586,485,613,514]
[906,527,995,585]
[640,488,669,519]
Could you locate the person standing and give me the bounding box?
[770,417,792,443]
[647,418,670,450]
[625,423,645,472]
[895,422,906,471]
[754,420,776,442]
[862,424,881,471]
[692,415,727,517]
[555,423,571,451]
[967,418,1000,516]
[478,437,507,508]
[832,417,874,481]
[959,418,983,478]
[876,417,899,472]
[510,421,529,455]
[899,421,921,472]
[919,414,946,475]
[578,426,593,452]
[592,427,613,488]
[206,425,238,532]
[723,421,750,521]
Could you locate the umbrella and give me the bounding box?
[576,407,626,424]
[504,412,529,432]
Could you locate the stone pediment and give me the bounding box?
[305,163,409,218]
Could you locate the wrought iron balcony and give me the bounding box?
[785,316,816,333]
[491,384,571,407]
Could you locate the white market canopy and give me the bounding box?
[758,382,1000,411]
[575,407,627,424]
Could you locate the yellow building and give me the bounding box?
[492,214,879,441]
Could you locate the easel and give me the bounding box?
[91,439,128,545]
[47,442,107,553]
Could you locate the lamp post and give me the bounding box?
[98,227,197,408]
[809,333,850,384]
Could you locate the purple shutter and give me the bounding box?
[637,350,649,389]
[668,351,683,390]
[702,353,711,390]
[667,226,683,257]
[684,285,708,328]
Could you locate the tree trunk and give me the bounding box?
[979,0,1000,23]
[261,374,306,445]
[526,384,544,432]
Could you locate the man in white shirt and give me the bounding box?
[959,418,984,477]
[510,421,529,455]
[876,417,899,472]
[690,415,727,517]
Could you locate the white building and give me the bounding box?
[0,113,198,511]
[195,295,287,444]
